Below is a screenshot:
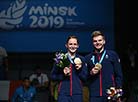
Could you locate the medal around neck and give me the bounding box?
[74,57,82,65]
[74,57,82,70]
[95,63,102,70]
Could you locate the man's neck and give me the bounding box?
[95,47,104,53]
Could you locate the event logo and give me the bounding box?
[0,0,81,30]
[0,0,27,30]
[28,3,77,29]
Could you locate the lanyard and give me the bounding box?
[67,53,75,64]
[91,50,106,64]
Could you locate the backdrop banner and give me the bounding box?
[0,0,114,30]
[0,0,114,52]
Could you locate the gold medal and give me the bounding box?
[95,63,102,70]
[74,57,82,65]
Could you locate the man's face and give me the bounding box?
[23,79,30,88]
[92,35,105,51]
[36,69,41,76]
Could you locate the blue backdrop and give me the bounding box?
[0,0,114,53]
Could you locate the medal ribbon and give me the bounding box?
[67,53,73,96]
[91,50,106,64]
[91,50,106,96]
[67,53,75,64]
[70,64,72,96]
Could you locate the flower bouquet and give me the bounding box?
[106,87,123,102]
[54,51,70,69]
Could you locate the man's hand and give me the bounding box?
[90,67,99,75]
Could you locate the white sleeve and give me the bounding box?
[43,74,49,82]
[0,47,8,57]
[29,74,35,81]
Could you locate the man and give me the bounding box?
[29,65,49,91]
[11,77,36,102]
[0,46,8,80]
[85,31,123,102]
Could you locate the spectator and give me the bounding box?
[0,46,8,80]
[11,77,36,102]
[49,80,59,102]
[122,43,138,101]
[126,43,137,69]
[29,65,49,91]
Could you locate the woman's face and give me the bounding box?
[92,35,105,51]
[66,38,79,54]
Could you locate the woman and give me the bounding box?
[51,35,87,102]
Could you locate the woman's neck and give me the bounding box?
[68,52,76,59]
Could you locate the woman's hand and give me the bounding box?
[63,67,71,76]
[75,64,82,70]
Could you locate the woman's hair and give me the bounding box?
[66,35,79,44]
